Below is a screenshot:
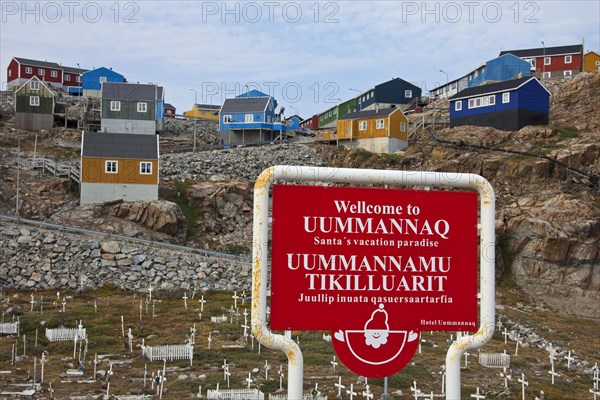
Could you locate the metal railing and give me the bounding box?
[25,157,80,183]
[0,214,252,264]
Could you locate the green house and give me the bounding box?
[15,76,55,131]
[318,97,357,128]
[101,82,159,135]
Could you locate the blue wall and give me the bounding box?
[468,54,530,88]
[82,67,125,90]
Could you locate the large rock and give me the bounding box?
[111,201,187,237]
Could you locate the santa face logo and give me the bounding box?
[332,304,420,377]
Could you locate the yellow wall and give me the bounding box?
[336,109,408,141]
[183,105,219,121]
[584,51,600,72]
[81,158,158,185]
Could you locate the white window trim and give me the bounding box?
[502,92,510,103]
[100,77,107,83]
[30,96,40,106]
[564,55,572,64]
[110,101,121,111]
[488,95,495,106]
[105,160,118,174]
[543,71,551,79]
[564,70,572,76]
[30,81,40,90]
[376,119,385,129]
[25,67,32,74]
[76,76,81,82]
[455,101,462,111]
[38,68,45,76]
[544,57,551,65]
[140,162,152,175]
[400,122,406,132]
[468,99,475,109]
[137,102,148,113]
[358,121,367,131]
[64,74,71,81]
[404,90,412,98]
[245,114,254,123]
[223,115,232,123]
[51,70,58,78]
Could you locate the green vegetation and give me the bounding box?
[175,180,198,237]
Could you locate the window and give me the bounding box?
[30,81,40,90]
[502,92,510,103]
[140,162,152,175]
[404,90,412,98]
[596,61,600,67]
[245,114,254,122]
[564,70,572,76]
[488,95,495,105]
[475,98,481,107]
[362,96,366,102]
[100,77,107,83]
[8,70,11,77]
[565,55,572,64]
[525,58,535,67]
[543,71,551,79]
[223,115,232,123]
[455,101,462,111]
[400,122,406,132]
[110,101,121,111]
[38,68,45,75]
[51,70,57,78]
[29,96,40,106]
[25,67,32,74]
[64,74,71,81]
[468,99,475,109]
[544,57,551,65]
[376,119,385,129]
[105,161,118,174]
[137,102,147,112]
[358,121,367,131]
[76,76,81,82]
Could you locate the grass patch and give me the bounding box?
[175,180,198,237]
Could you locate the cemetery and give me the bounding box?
[0,285,598,399]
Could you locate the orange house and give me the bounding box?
[80,132,159,204]
[337,108,408,153]
[583,51,600,72]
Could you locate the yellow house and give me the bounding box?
[183,104,220,121]
[583,51,600,72]
[337,107,408,153]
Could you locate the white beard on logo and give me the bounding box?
[364,330,389,349]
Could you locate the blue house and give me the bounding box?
[219,90,280,145]
[467,54,531,88]
[356,77,422,111]
[449,77,550,131]
[82,67,126,98]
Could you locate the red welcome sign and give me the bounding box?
[270,185,478,377]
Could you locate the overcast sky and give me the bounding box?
[1,1,598,117]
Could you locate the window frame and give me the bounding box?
[502,92,510,104]
[140,162,152,175]
[544,57,551,65]
[105,160,118,174]
[64,74,71,81]
[400,121,406,132]
[563,70,572,77]
[223,115,232,123]
[38,68,45,76]
[25,67,32,74]
[404,89,412,98]
[110,101,121,112]
[543,71,551,79]
[50,70,58,78]
[29,96,40,106]
[245,114,254,123]
[30,81,40,90]
[358,121,367,131]
[376,119,385,129]
[137,102,148,113]
[564,55,572,64]
[455,101,462,111]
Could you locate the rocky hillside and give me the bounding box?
[0,72,598,319]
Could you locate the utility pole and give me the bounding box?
[16,137,21,217]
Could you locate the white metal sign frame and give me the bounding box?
[251,166,495,400]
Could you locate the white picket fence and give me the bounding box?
[45,327,87,342]
[206,388,264,399]
[143,344,193,365]
[479,352,511,368]
[211,315,228,323]
[271,393,327,400]
[0,322,18,334]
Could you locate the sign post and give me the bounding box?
[251,166,495,399]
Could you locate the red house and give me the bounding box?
[164,103,176,118]
[300,114,318,130]
[7,57,87,91]
[499,44,584,79]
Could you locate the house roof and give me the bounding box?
[236,89,270,98]
[82,67,123,76]
[81,132,158,159]
[13,57,62,69]
[221,97,270,113]
[102,82,159,101]
[15,76,55,96]
[195,104,221,110]
[499,44,583,58]
[62,66,89,74]
[450,77,549,100]
[339,107,399,120]
[164,103,176,110]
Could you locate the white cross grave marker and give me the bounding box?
[347,383,357,400]
[471,387,485,399]
[548,364,560,385]
[148,284,153,302]
[335,376,345,397]
[264,360,270,380]
[183,293,188,309]
[500,367,512,389]
[278,364,284,390]
[464,351,471,367]
[331,355,338,372]
[502,328,509,344]
[199,295,206,312]
[411,381,422,400]
[30,293,34,312]
[246,372,253,388]
[564,351,574,370]
[208,332,212,349]
[232,291,239,309]
[518,373,528,400]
